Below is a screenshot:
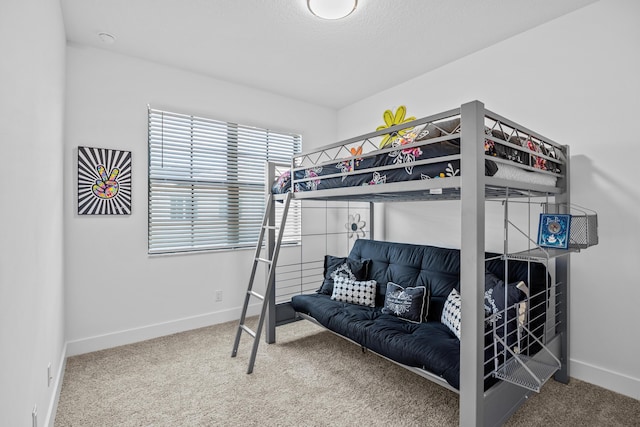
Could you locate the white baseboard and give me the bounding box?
[66,304,260,357]
[570,358,640,400]
[45,343,67,427]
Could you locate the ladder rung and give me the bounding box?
[256,257,272,264]
[240,324,256,338]
[263,225,277,230]
[248,290,265,300]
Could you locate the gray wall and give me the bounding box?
[63,45,337,355]
[0,0,67,425]
[337,0,640,399]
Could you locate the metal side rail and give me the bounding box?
[492,323,561,393]
[231,192,292,373]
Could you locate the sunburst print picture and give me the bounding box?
[78,146,132,215]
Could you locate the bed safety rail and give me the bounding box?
[282,104,567,202]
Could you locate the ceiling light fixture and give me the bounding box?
[97,32,116,44]
[307,0,357,20]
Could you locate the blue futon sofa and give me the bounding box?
[290,239,547,390]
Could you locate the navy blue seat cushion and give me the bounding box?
[291,293,461,387]
[292,293,380,346]
[291,293,498,390]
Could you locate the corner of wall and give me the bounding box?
[45,344,68,427]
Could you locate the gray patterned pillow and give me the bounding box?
[330,276,376,307]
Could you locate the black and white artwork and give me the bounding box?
[78,146,132,215]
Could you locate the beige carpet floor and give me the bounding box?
[55,319,639,426]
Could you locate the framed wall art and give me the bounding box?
[78,146,132,215]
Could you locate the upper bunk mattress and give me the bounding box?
[273,117,559,195]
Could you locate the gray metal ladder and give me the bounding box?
[231,192,292,373]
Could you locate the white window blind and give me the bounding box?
[148,108,301,254]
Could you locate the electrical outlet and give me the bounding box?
[215,290,223,302]
[47,363,52,387]
[32,404,37,427]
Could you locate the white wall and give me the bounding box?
[337,0,640,399]
[0,0,67,425]
[63,45,337,354]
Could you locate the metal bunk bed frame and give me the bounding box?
[232,100,572,427]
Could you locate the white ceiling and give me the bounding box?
[61,0,596,109]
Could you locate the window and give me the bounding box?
[148,108,301,254]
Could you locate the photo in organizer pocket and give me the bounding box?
[537,213,571,249]
[78,146,132,215]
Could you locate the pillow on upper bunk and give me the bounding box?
[441,288,462,339]
[484,128,523,163]
[318,255,370,295]
[330,276,377,307]
[382,282,429,323]
[414,117,460,142]
[272,170,291,194]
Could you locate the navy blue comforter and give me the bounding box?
[273,139,499,194]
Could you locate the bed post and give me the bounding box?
[368,202,375,240]
[459,101,486,426]
[554,145,571,383]
[265,161,277,344]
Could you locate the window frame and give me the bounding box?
[148,107,301,255]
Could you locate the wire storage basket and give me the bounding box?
[569,212,598,249]
[543,203,598,250]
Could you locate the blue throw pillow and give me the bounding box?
[382,282,429,323]
[483,272,526,350]
[317,255,369,295]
